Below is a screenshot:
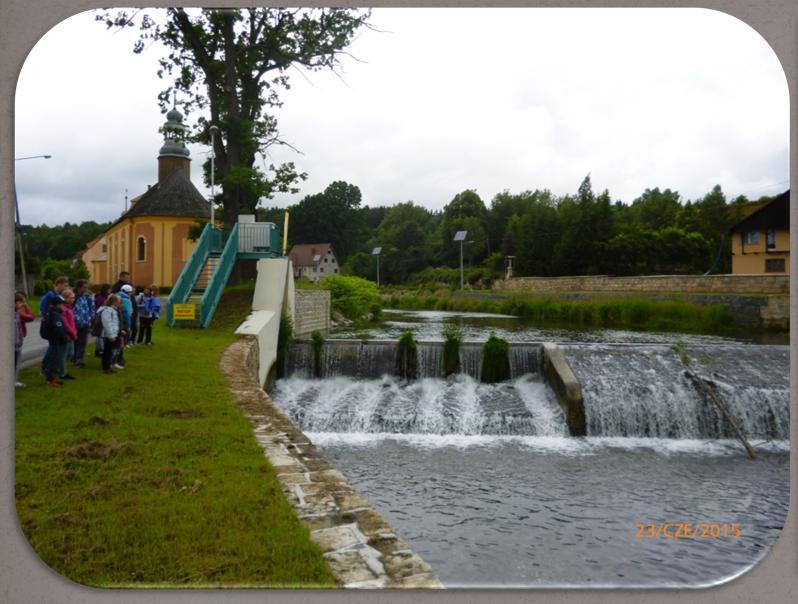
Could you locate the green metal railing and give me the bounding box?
[199,223,239,327]
[166,223,222,325]
[168,220,283,329]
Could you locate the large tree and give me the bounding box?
[98,8,371,227]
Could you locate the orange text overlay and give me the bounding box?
[636,523,742,539]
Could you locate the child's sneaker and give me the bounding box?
[113,364,125,370]
[47,379,62,387]
[15,382,25,388]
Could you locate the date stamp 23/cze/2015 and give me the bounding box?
[636,523,742,539]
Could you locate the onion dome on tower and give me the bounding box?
[158,99,191,184]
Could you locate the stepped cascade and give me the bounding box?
[278,340,789,441]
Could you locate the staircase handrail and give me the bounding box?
[199,223,240,327]
[167,223,215,325]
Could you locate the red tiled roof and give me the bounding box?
[288,243,334,267]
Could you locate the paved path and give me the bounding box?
[19,318,47,369]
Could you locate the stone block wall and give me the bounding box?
[294,289,331,337]
[496,274,789,295]
[220,338,442,588]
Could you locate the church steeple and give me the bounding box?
[157,96,191,183]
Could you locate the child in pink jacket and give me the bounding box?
[60,288,78,380]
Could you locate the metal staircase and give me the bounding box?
[167,218,282,328]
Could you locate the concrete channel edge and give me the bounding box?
[219,335,444,589]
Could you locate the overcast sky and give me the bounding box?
[14,7,789,227]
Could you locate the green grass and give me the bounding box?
[15,285,337,588]
[386,292,747,336]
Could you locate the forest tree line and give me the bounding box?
[260,175,774,287]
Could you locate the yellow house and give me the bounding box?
[81,233,108,284]
[83,106,209,287]
[729,190,789,274]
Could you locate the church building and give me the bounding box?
[82,106,210,287]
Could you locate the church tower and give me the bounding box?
[158,102,191,183]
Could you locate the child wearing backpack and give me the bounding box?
[41,295,68,387]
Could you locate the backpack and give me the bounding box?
[39,309,52,340]
[90,308,105,338]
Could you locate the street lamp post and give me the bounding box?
[14,154,52,297]
[372,247,382,287]
[454,230,468,290]
[209,125,218,228]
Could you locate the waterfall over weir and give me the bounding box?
[561,343,789,440]
[277,340,789,441]
[286,339,543,381]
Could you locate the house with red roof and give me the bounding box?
[288,243,340,282]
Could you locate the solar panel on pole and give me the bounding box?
[454,231,468,289]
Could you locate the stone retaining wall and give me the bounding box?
[497,274,789,295]
[294,289,331,337]
[220,336,442,589]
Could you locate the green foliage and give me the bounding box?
[441,324,463,376]
[390,293,738,336]
[395,330,418,380]
[40,258,91,283]
[290,181,367,264]
[311,330,325,378]
[481,333,510,383]
[321,275,381,322]
[276,312,294,378]
[17,221,109,262]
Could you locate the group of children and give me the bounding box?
[14,271,162,388]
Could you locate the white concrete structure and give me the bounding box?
[235,258,294,386]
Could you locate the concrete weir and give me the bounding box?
[542,343,586,436]
[220,336,443,589]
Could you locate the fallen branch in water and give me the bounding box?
[684,370,757,460]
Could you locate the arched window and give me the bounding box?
[137,236,146,262]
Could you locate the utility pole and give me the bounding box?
[209,125,218,228]
[372,247,382,287]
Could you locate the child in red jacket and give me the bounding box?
[14,292,34,388]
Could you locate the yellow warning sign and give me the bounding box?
[172,304,196,320]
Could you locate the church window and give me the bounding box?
[137,236,147,262]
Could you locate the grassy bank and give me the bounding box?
[15,286,336,588]
[386,292,738,335]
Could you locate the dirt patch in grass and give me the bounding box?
[159,409,205,420]
[63,440,133,460]
[74,416,111,428]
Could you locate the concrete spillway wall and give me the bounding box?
[542,344,586,436]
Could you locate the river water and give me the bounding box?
[270,309,790,587]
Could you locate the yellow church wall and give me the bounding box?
[103,216,203,287]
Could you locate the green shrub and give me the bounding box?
[311,330,325,378]
[33,279,53,296]
[441,324,463,376]
[395,330,418,380]
[276,312,294,378]
[481,333,510,383]
[321,275,381,322]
